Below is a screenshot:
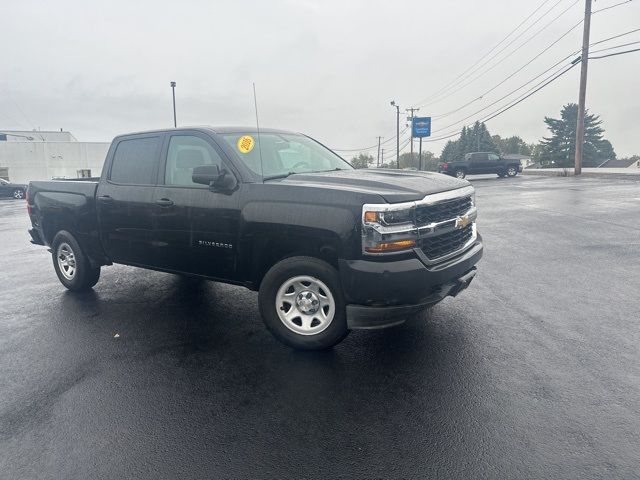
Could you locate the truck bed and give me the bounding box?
[26,180,103,262]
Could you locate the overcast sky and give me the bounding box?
[1,0,639,157]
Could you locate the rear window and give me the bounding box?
[110,136,161,184]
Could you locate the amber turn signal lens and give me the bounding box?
[363,211,378,223]
[365,239,416,253]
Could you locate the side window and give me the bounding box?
[110,136,161,184]
[488,154,500,161]
[165,135,223,187]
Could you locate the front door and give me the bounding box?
[469,153,492,174]
[152,132,240,280]
[96,134,163,266]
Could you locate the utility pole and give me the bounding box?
[381,148,385,167]
[170,81,177,127]
[574,0,592,175]
[406,107,419,158]
[376,136,383,167]
[390,101,400,168]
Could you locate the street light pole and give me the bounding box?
[170,81,177,128]
[574,0,592,175]
[390,101,400,168]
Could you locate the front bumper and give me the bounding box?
[339,237,483,329]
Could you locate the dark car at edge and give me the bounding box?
[0,178,28,199]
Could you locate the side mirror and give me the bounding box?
[192,165,236,192]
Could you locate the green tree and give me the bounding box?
[350,153,374,169]
[492,135,532,155]
[440,122,498,161]
[538,103,616,167]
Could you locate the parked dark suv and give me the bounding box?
[440,152,522,179]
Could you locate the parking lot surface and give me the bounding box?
[1,175,639,479]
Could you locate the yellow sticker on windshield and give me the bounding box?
[237,135,255,154]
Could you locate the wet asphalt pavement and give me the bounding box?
[1,175,639,479]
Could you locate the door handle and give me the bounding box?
[155,198,174,207]
[98,195,114,204]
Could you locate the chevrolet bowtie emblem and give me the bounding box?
[455,215,470,229]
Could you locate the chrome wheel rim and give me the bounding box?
[275,275,335,335]
[57,242,76,280]
[507,167,516,176]
[456,170,465,179]
[13,190,24,199]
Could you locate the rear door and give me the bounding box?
[152,131,240,280]
[96,134,163,266]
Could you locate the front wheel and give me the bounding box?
[506,166,518,177]
[258,256,348,350]
[13,189,25,199]
[51,230,101,291]
[454,169,466,179]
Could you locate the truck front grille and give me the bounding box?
[419,224,474,260]
[414,196,472,226]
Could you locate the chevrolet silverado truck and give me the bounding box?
[26,127,482,350]
[440,152,522,179]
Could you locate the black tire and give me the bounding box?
[258,256,349,350]
[12,189,25,199]
[454,169,466,179]
[506,165,518,177]
[51,230,101,291]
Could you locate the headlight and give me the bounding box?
[362,203,418,254]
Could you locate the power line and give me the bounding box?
[592,0,634,14]
[423,62,579,143]
[414,2,631,112]
[414,0,577,108]
[589,27,640,46]
[332,126,409,152]
[426,21,584,125]
[589,39,640,54]
[411,0,557,107]
[589,46,640,58]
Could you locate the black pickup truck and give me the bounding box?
[27,127,482,349]
[440,152,523,179]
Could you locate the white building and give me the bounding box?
[0,130,110,183]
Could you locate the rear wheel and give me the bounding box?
[259,256,348,350]
[454,169,466,179]
[13,189,25,199]
[51,231,101,291]
[506,166,518,177]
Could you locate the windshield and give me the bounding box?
[220,132,353,179]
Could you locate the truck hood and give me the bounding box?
[269,168,469,203]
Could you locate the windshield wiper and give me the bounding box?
[262,171,297,181]
[263,168,349,181]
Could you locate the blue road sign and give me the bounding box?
[412,117,431,138]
